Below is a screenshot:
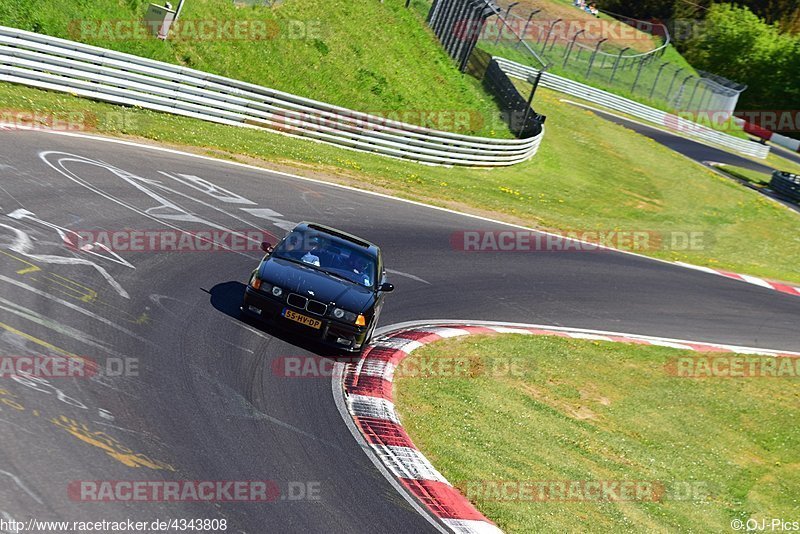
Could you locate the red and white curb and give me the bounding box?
[733,116,800,153]
[338,321,800,534]
[674,262,800,297]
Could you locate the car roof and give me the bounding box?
[292,222,381,257]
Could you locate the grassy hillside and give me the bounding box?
[0,0,508,136]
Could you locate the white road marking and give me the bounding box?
[0,223,130,299]
[0,297,127,358]
[239,208,297,231]
[0,275,152,345]
[386,268,431,285]
[168,173,256,205]
[37,152,253,258]
[7,208,135,269]
[0,471,43,504]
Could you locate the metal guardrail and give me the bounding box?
[0,26,544,167]
[495,56,770,159]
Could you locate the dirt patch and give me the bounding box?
[506,0,659,53]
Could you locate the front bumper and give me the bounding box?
[241,286,368,351]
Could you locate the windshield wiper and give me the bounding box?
[317,268,355,283]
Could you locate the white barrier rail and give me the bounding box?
[495,57,770,159]
[0,26,544,167]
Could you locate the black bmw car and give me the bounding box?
[241,222,393,352]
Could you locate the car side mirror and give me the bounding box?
[378,282,394,292]
[260,241,274,254]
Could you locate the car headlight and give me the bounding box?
[331,307,357,323]
[271,286,283,297]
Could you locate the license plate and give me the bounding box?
[282,308,322,329]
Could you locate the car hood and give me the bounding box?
[259,257,375,313]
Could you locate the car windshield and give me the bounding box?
[272,230,377,288]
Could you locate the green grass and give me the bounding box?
[394,334,800,533]
[716,165,772,188]
[5,81,798,283]
[0,0,509,137]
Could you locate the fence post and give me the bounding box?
[516,9,541,49]
[458,1,496,72]
[443,0,470,57]
[665,66,683,102]
[494,2,519,45]
[673,74,694,108]
[540,18,562,53]
[630,56,646,93]
[686,77,703,109]
[609,46,629,83]
[450,1,475,69]
[519,69,544,137]
[586,38,608,78]
[649,62,668,100]
[562,29,585,67]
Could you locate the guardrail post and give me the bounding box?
[585,38,607,77]
[649,61,668,99]
[562,29,584,67]
[540,18,561,53]
[609,46,629,83]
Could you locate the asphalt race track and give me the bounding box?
[567,101,776,173]
[1,129,799,532]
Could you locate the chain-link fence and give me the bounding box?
[474,0,746,116]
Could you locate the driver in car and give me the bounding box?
[300,235,326,267]
[350,255,372,286]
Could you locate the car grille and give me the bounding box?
[287,293,328,316]
[306,300,327,315]
[287,293,307,308]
